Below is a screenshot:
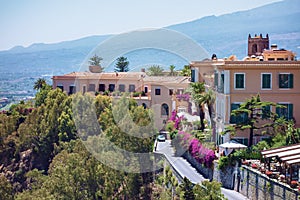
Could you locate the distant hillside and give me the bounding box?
[0,0,299,84]
[167,0,300,59]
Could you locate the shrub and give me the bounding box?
[175,131,216,168]
[218,156,229,170]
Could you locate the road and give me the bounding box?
[156,140,249,200]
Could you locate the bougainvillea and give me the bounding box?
[168,110,184,130]
[176,94,190,101]
[175,131,216,168]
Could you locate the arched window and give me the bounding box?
[252,44,258,55]
[161,103,169,116]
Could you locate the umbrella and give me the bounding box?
[219,140,247,149]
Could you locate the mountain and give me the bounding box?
[0,0,299,97]
[167,0,300,58]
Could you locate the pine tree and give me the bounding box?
[114,56,129,72]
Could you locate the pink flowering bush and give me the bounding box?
[168,110,184,130]
[176,94,190,101]
[174,131,216,168]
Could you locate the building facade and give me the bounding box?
[52,71,190,130]
[191,35,300,146]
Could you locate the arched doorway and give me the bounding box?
[161,103,169,116]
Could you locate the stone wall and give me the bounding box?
[213,161,236,189]
[183,152,213,181]
[238,166,299,200]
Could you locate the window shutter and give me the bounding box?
[276,105,280,117]
[230,103,239,123]
[214,72,218,87]
[191,70,195,82]
[288,104,293,120]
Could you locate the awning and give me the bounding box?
[261,143,300,156]
[219,140,247,149]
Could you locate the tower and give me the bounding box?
[248,34,269,56]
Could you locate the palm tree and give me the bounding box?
[146,65,164,76]
[34,78,46,90]
[188,82,206,131]
[169,65,176,76]
[200,88,215,120]
[180,65,191,77]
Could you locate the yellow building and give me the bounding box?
[52,71,190,130]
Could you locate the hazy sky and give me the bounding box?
[0,0,282,51]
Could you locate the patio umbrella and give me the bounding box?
[219,140,247,149]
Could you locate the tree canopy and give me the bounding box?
[89,54,103,66]
[114,56,129,72]
[146,65,164,76]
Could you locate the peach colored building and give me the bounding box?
[190,36,300,146]
[52,71,190,130]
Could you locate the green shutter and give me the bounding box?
[288,104,293,120]
[289,74,294,88]
[214,72,218,87]
[230,103,239,123]
[276,105,280,118]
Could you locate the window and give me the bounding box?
[161,103,169,116]
[155,88,161,95]
[191,69,195,82]
[129,84,135,92]
[262,105,271,119]
[99,84,105,92]
[230,103,248,124]
[232,138,249,146]
[57,85,64,91]
[276,103,293,120]
[144,86,148,94]
[83,86,86,94]
[119,84,125,92]
[234,73,245,89]
[69,85,76,94]
[88,84,95,92]
[279,74,293,89]
[261,73,272,89]
[169,89,174,96]
[108,84,115,92]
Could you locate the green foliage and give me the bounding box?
[114,56,129,72]
[180,177,195,200]
[33,78,47,91]
[34,84,52,107]
[0,174,13,200]
[193,180,225,200]
[146,65,164,76]
[169,65,176,76]
[180,65,191,77]
[1,86,160,199]
[89,54,103,66]
[229,94,277,147]
[218,156,230,170]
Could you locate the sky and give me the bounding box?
[0,0,282,51]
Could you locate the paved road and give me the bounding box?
[156,140,249,200]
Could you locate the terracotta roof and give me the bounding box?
[143,76,190,84]
[53,71,190,84]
